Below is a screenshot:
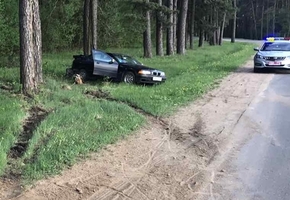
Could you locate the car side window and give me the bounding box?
[93,52,112,63]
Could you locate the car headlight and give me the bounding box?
[256,54,266,59]
[138,70,151,75]
[160,72,165,76]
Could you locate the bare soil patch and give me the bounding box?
[0,59,272,200]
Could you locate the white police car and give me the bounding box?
[254,37,290,72]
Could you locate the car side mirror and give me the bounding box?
[254,47,260,51]
[109,59,115,64]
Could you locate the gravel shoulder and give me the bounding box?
[0,58,273,200]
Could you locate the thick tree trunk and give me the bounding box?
[219,12,226,45]
[32,0,42,83]
[143,1,152,58]
[83,0,91,55]
[166,0,174,55]
[231,0,237,43]
[19,0,37,95]
[92,0,98,49]
[156,0,163,56]
[189,0,195,49]
[176,0,189,54]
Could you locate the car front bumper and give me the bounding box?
[136,74,166,84]
[254,58,290,69]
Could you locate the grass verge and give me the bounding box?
[0,42,255,182]
[0,92,26,175]
[22,98,144,181]
[104,42,255,116]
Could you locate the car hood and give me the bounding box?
[120,63,163,72]
[258,51,290,57]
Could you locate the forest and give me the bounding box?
[0,0,286,61]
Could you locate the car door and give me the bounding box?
[92,50,118,78]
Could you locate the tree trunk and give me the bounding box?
[219,12,226,45]
[156,0,163,56]
[251,0,257,39]
[19,0,37,95]
[173,0,178,52]
[176,0,189,54]
[92,0,98,49]
[185,14,189,49]
[266,0,269,35]
[272,0,276,35]
[32,0,42,83]
[288,0,290,36]
[214,11,219,45]
[231,0,237,43]
[189,0,195,49]
[260,1,264,39]
[83,0,91,55]
[198,28,204,47]
[143,0,152,58]
[215,26,220,45]
[208,8,215,45]
[166,0,174,55]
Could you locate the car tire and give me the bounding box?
[65,68,74,78]
[79,69,87,80]
[123,71,136,84]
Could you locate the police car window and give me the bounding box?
[262,42,290,51]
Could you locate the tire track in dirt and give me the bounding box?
[1,59,273,200]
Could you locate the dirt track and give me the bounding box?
[0,59,273,200]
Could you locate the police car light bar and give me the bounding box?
[266,37,290,41]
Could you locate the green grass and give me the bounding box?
[0,42,255,182]
[23,99,144,180]
[0,92,26,175]
[103,42,255,116]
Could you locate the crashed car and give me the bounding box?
[66,49,166,84]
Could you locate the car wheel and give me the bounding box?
[123,71,136,84]
[79,69,87,80]
[65,68,74,78]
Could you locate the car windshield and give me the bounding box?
[261,42,290,51]
[113,54,142,65]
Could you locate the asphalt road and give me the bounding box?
[195,38,290,200]
[206,60,290,199]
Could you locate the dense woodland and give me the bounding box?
[1,0,290,56]
[0,0,289,94]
